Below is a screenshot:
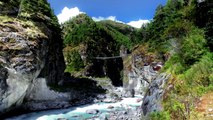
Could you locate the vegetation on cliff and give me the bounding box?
[141,0,213,119]
[0,0,66,115]
[0,0,65,85]
[62,14,140,86]
[0,0,20,15]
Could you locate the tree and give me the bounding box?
[18,0,58,26]
[195,0,213,51]
[0,0,20,16]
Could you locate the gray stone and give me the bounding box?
[0,13,65,114]
[57,118,68,120]
[86,109,100,114]
[142,73,170,116]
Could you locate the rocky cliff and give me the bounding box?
[122,45,170,118]
[123,45,164,94]
[0,0,65,114]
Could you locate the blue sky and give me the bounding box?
[48,0,167,28]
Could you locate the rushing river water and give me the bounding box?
[7,95,143,120]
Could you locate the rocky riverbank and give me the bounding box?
[6,88,143,120]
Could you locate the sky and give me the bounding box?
[47,0,167,28]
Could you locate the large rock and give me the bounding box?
[86,109,99,114]
[0,13,65,114]
[122,46,162,96]
[0,18,45,113]
[23,78,71,111]
[141,73,170,116]
[122,45,171,118]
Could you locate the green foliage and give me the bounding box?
[163,94,190,120]
[163,52,213,119]
[194,0,213,51]
[181,28,207,65]
[102,24,132,49]
[62,14,132,70]
[150,111,170,120]
[99,20,143,45]
[18,0,59,28]
[163,26,207,74]
[63,14,97,46]
[183,52,213,87]
[0,0,20,15]
[62,14,128,85]
[100,20,134,34]
[142,0,196,51]
[63,14,135,50]
[65,50,84,72]
[142,0,213,119]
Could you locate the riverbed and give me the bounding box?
[7,95,143,120]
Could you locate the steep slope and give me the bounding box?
[62,14,129,86]
[0,0,20,16]
[99,20,143,45]
[138,0,213,119]
[0,0,65,114]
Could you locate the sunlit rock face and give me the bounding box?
[0,16,65,113]
[122,45,163,96]
[24,78,71,111]
[0,19,46,113]
[122,45,170,118]
[141,73,170,116]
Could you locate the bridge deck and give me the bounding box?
[94,56,122,60]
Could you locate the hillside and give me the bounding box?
[63,14,132,85]
[62,14,141,86]
[138,0,213,119]
[99,20,143,45]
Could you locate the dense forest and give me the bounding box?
[62,0,213,119]
[62,14,144,86]
[141,0,213,119]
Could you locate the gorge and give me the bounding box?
[0,0,213,120]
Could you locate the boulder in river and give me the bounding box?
[57,118,68,120]
[136,98,142,103]
[86,109,99,114]
[107,105,114,109]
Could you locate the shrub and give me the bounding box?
[150,111,170,120]
[65,50,84,72]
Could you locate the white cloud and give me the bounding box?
[57,7,84,23]
[92,16,124,23]
[92,16,149,28]
[127,19,150,28]
[57,7,149,28]
[92,16,115,21]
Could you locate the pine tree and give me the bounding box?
[18,0,58,26]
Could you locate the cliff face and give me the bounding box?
[123,45,164,94]
[122,45,170,118]
[0,0,65,113]
[0,0,20,16]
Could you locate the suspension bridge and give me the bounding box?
[93,54,129,60]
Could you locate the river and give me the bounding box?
[7,95,143,120]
